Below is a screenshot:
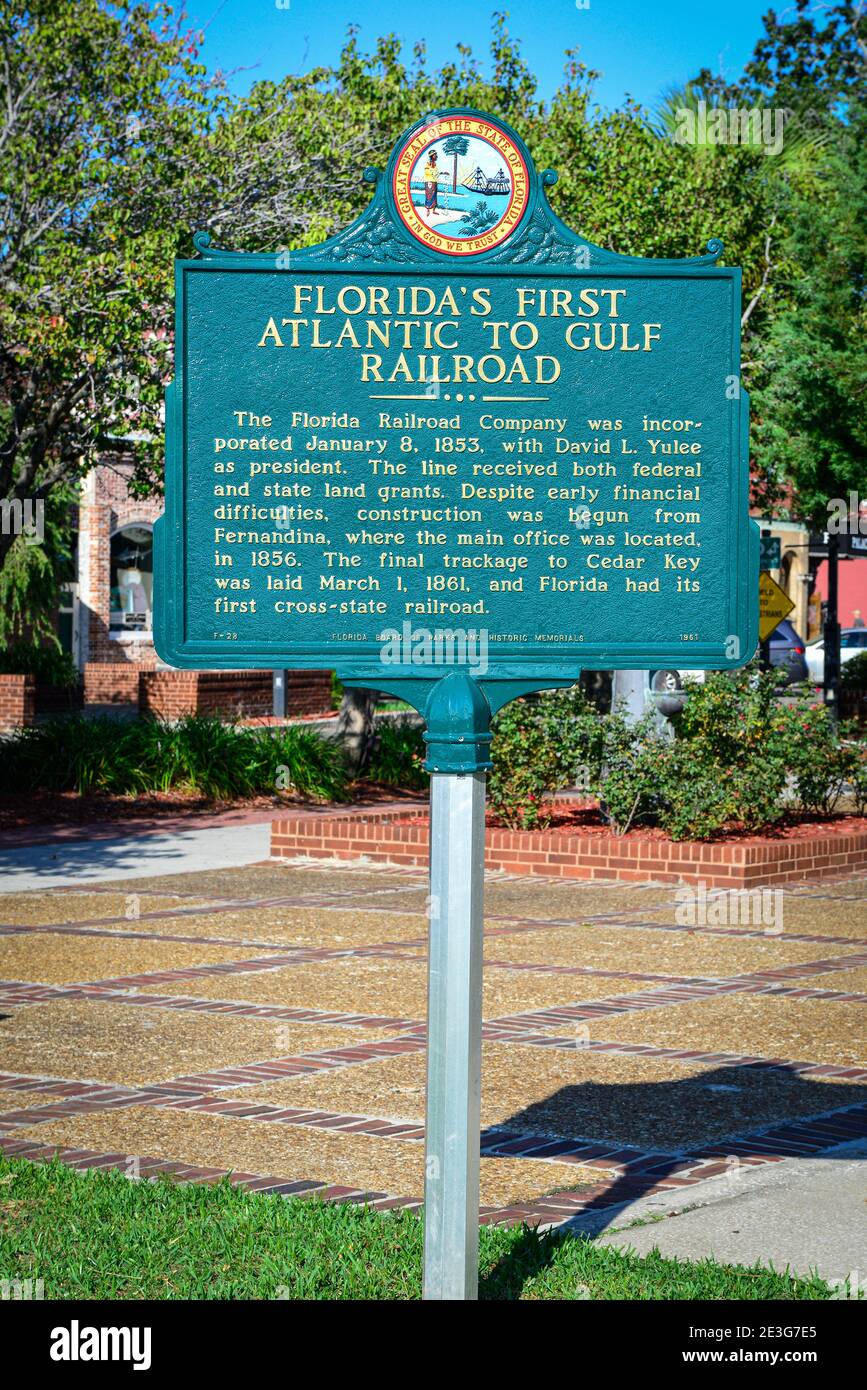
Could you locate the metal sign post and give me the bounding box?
[424,768,486,1298]
[154,106,759,1304]
[421,672,490,1299]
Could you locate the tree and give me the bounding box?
[693,0,867,120]
[749,96,867,524]
[442,133,469,192]
[0,0,372,611]
[0,2,212,584]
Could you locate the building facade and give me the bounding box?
[73,456,160,671]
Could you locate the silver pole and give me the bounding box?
[272,669,287,719]
[423,768,486,1300]
[611,668,648,726]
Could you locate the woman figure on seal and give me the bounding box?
[423,148,439,220]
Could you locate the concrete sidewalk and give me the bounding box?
[0,821,272,891]
[587,1138,867,1285]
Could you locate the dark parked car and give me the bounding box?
[769,618,808,684]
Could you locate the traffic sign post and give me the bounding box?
[154,108,758,1300]
[759,570,795,642]
[760,534,781,570]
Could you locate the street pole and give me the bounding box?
[611,669,648,726]
[421,671,491,1301]
[824,532,841,724]
[272,670,287,719]
[760,528,772,670]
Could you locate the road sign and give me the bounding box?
[760,534,781,569]
[759,570,795,641]
[154,108,758,1302]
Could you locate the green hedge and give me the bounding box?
[490,669,867,839]
[366,716,428,790]
[842,651,867,689]
[0,715,349,802]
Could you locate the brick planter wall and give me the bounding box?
[271,808,867,889]
[280,671,333,717]
[77,666,332,720]
[138,670,198,719]
[0,674,35,733]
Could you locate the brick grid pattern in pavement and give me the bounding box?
[2,865,867,1226]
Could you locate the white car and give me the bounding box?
[805,628,867,682]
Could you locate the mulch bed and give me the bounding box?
[484,804,867,844]
[386,798,867,845]
[0,782,424,832]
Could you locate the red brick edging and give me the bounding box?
[271,809,867,889]
[4,1094,867,1231]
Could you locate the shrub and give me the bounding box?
[366,717,428,791]
[778,701,853,816]
[0,642,78,687]
[487,667,867,840]
[600,733,734,840]
[847,738,867,816]
[270,725,350,802]
[0,715,349,802]
[490,687,601,829]
[841,651,867,689]
[672,668,789,832]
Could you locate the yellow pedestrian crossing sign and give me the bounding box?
[759,571,795,641]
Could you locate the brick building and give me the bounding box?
[73,457,161,671]
[57,457,332,722]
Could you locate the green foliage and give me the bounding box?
[0,641,78,686]
[672,667,790,832]
[366,717,428,790]
[489,670,865,839]
[0,715,348,801]
[841,652,867,689]
[846,736,867,817]
[0,489,76,644]
[271,725,350,802]
[748,94,867,521]
[0,0,216,570]
[490,687,602,829]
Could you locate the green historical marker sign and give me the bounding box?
[154,108,758,688]
[154,109,758,1303]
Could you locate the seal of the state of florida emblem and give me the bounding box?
[391,114,531,256]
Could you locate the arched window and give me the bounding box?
[109,525,153,632]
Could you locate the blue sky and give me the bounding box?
[184,0,777,112]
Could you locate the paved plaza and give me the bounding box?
[1,860,866,1274]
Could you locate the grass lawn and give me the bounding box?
[0,1156,833,1301]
